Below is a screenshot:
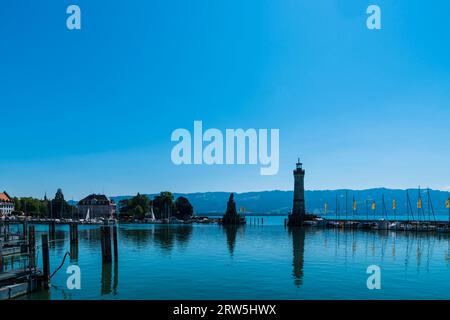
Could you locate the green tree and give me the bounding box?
[49,188,75,218]
[175,196,193,220]
[153,192,175,219]
[12,197,50,217]
[119,193,151,220]
[132,205,145,219]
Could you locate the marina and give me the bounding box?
[4,219,450,300]
[1,161,450,299]
[2,210,450,300]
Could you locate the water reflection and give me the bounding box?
[113,262,118,295]
[222,225,244,256]
[120,228,154,247]
[70,240,78,262]
[24,221,450,299]
[288,227,305,287]
[101,262,112,296]
[119,225,193,253]
[78,227,102,244]
[153,226,193,253]
[320,228,450,272]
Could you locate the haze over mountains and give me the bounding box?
[110,188,450,215]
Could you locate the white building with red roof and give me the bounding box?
[0,191,14,216]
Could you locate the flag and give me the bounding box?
[392,199,396,210]
[446,199,450,209]
[371,201,376,210]
[417,198,422,209]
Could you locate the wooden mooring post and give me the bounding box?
[112,225,118,262]
[49,221,56,239]
[69,223,79,260]
[3,221,7,241]
[0,240,3,273]
[22,221,28,240]
[101,226,112,263]
[69,223,79,243]
[28,225,36,268]
[41,234,50,289]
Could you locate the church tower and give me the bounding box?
[288,159,306,226]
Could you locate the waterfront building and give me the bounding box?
[77,194,116,219]
[288,159,306,226]
[0,191,14,216]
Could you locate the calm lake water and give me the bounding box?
[15,216,450,300]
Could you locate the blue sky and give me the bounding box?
[1,0,450,199]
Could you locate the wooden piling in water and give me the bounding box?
[41,234,50,289]
[69,223,78,244]
[112,225,118,262]
[101,226,112,263]
[28,225,36,268]
[22,221,28,240]
[0,241,3,272]
[105,227,112,262]
[49,221,56,239]
[69,223,79,261]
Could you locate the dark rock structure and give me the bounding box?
[223,225,241,256]
[220,193,246,225]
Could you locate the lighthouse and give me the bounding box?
[288,159,306,226]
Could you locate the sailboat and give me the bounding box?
[80,208,91,224]
[144,204,156,223]
[150,204,156,221]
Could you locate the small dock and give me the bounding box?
[298,218,450,232]
[1,219,120,299]
[0,222,44,299]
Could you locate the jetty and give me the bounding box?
[0,221,43,299]
[298,217,450,232]
[0,218,121,299]
[283,159,450,233]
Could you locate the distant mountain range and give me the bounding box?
[106,188,450,216]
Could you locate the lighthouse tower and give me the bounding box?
[288,159,306,226]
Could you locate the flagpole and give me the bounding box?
[366,200,368,221]
[335,194,338,221]
[345,190,348,221]
[445,196,450,224]
[394,202,396,221]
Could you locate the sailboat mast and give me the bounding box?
[365,200,369,220]
[407,190,415,221]
[427,188,436,222]
[448,196,450,224]
[345,190,348,220]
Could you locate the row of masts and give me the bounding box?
[323,188,450,222]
